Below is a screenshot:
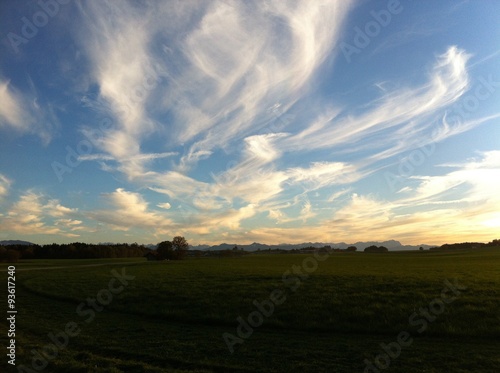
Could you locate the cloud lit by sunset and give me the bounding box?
[1,0,499,245]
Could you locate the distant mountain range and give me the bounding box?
[0,240,35,246]
[0,239,435,251]
[190,240,436,252]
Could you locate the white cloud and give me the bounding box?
[76,1,166,169]
[78,152,178,162]
[299,199,315,222]
[140,45,481,236]
[396,186,412,194]
[0,77,58,145]
[298,151,500,244]
[88,188,175,232]
[327,189,351,202]
[0,80,30,132]
[55,219,84,231]
[283,46,472,161]
[36,2,496,245]
[186,151,500,245]
[44,199,78,217]
[75,0,355,176]
[407,150,500,206]
[157,202,171,210]
[175,1,355,165]
[0,192,80,237]
[288,161,361,189]
[0,174,11,200]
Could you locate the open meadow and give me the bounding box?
[1,250,499,372]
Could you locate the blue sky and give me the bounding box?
[1,0,499,245]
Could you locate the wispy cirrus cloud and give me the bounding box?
[174,1,355,162]
[0,174,11,201]
[283,46,471,159]
[0,75,59,145]
[239,151,500,245]
[33,1,496,245]
[0,79,30,132]
[147,45,477,226]
[75,0,168,179]
[78,152,178,162]
[3,149,497,245]
[75,0,355,172]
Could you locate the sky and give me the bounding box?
[0,0,499,246]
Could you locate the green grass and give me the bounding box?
[1,250,499,372]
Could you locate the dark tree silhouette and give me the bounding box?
[172,236,189,251]
[157,241,173,260]
[364,245,388,253]
[156,236,189,260]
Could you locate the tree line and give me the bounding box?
[0,242,150,262]
[0,236,191,263]
[1,237,498,263]
[429,239,500,251]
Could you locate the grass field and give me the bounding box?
[1,250,499,372]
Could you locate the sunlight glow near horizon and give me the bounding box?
[0,0,499,246]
